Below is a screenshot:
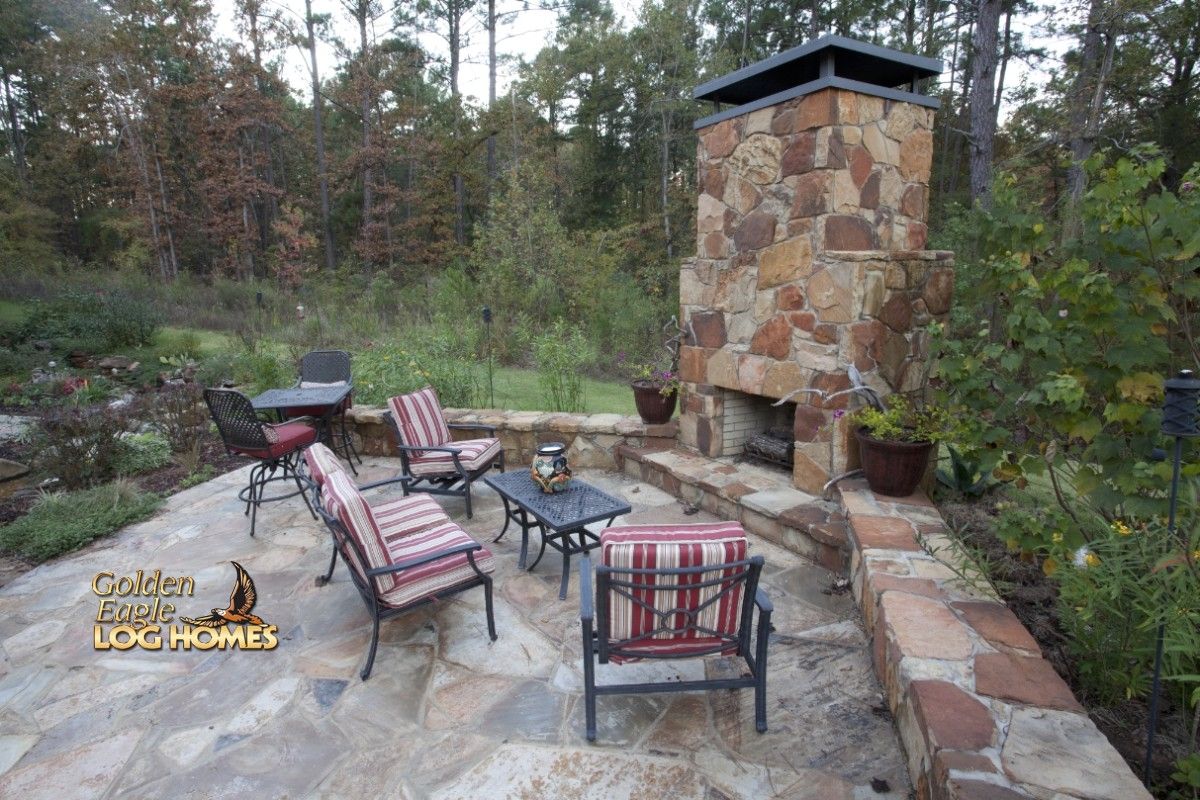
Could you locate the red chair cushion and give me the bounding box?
[388,387,451,450]
[599,522,749,663]
[233,421,317,459]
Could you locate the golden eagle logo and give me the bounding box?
[181,561,265,628]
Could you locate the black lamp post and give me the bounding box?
[1145,368,1200,785]
[482,306,494,409]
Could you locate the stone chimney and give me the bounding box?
[677,36,954,494]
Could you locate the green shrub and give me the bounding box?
[533,319,595,413]
[19,289,161,350]
[146,382,208,472]
[0,480,162,562]
[35,404,132,489]
[113,432,172,475]
[231,350,291,396]
[354,341,479,408]
[1056,508,1200,709]
[936,152,1200,530]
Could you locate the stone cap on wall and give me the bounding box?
[840,479,1150,800]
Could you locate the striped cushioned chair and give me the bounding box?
[303,443,453,586]
[317,469,497,679]
[579,522,773,742]
[384,387,505,518]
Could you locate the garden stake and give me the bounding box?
[482,306,494,408]
[1145,369,1200,785]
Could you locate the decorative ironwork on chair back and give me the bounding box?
[203,388,271,452]
[595,557,762,663]
[300,350,352,384]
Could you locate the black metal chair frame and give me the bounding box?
[579,554,772,742]
[204,388,317,537]
[294,349,362,474]
[312,497,497,680]
[382,411,505,518]
[299,458,415,588]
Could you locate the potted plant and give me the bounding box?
[629,363,681,425]
[853,395,953,497]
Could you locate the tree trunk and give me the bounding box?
[967,0,1001,207]
[660,106,673,259]
[994,7,1012,129]
[356,1,373,229]
[307,0,337,271]
[810,0,821,38]
[1,69,27,188]
[450,0,465,245]
[153,151,179,279]
[1063,0,1116,240]
[486,0,496,181]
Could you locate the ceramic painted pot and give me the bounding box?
[531,441,572,493]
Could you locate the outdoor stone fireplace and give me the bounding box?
[677,36,955,494]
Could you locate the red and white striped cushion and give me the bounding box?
[407,437,502,477]
[321,471,398,592]
[373,494,450,544]
[304,442,345,486]
[389,387,451,450]
[600,522,749,662]
[379,521,495,609]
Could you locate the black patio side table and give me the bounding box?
[251,384,353,451]
[484,471,632,600]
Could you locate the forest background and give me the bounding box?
[0,0,1193,370]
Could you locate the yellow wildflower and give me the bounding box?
[1084,553,1101,568]
[1052,532,1064,544]
[1111,520,1132,537]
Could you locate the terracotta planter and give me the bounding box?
[855,427,935,497]
[631,381,678,424]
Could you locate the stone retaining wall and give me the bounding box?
[840,479,1149,800]
[342,406,677,469]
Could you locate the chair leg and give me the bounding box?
[289,456,317,520]
[361,613,381,681]
[341,412,363,466]
[463,480,473,519]
[483,576,497,641]
[318,545,337,586]
[582,619,597,742]
[755,610,771,733]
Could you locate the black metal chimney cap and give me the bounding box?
[694,35,943,129]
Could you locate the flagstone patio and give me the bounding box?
[0,457,910,799]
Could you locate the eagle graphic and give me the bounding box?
[181,561,265,628]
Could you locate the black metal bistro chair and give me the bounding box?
[283,349,361,473]
[580,521,772,742]
[384,386,504,518]
[316,468,497,679]
[204,387,318,537]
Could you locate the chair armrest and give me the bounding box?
[448,422,497,436]
[357,476,410,492]
[266,416,318,428]
[366,541,482,576]
[755,587,773,613]
[579,556,594,621]
[394,442,464,456]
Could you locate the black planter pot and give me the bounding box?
[631,381,678,424]
[854,426,935,497]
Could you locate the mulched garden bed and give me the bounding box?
[940,495,1193,796]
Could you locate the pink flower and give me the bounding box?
[833,409,846,419]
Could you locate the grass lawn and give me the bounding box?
[0,298,27,326]
[479,366,635,415]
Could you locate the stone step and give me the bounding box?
[614,444,849,572]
